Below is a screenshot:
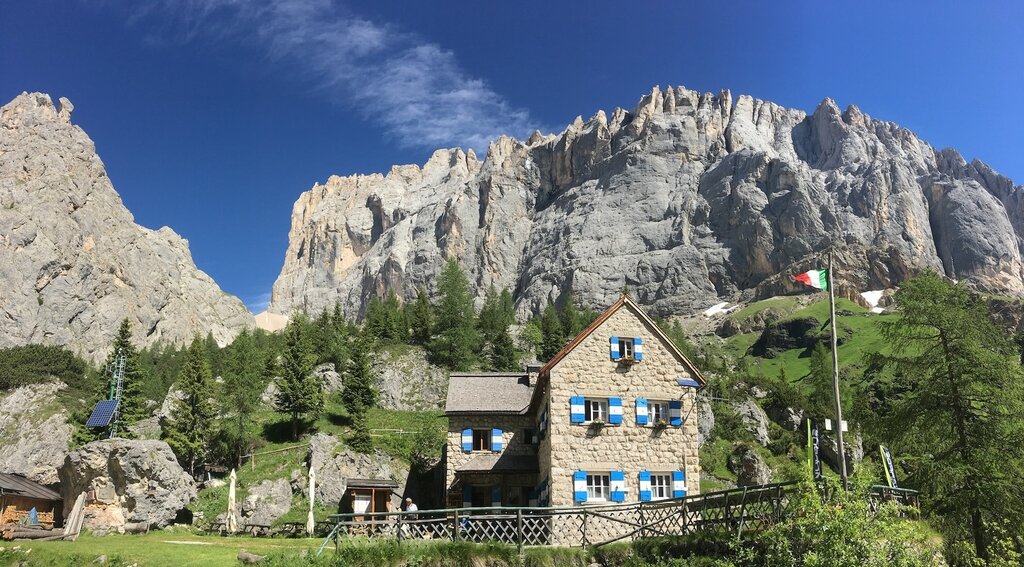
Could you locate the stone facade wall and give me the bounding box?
[543,302,701,516]
[444,414,537,506]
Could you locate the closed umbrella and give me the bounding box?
[226,469,238,533]
[306,468,316,535]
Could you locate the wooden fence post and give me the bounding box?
[638,502,646,539]
[582,509,589,549]
[516,508,523,552]
[453,510,460,542]
[396,513,403,545]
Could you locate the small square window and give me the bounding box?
[524,428,537,445]
[586,474,610,501]
[650,474,672,500]
[619,338,634,359]
[584,399,608,423]
[472,429,491,451]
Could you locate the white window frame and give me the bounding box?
[618,338,635,359]
[586,473,610,502]
[649,401,668,425]
[649,473,672,500]
[584,398,608,423]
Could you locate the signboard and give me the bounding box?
[806,419,821,480]
[880,445,899,488]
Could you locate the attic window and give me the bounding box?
[618,338,634,359]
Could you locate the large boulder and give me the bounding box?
[697,396,714,447]
[730,399,771,446]
[372,347,447,410]
[728,445,773,486]
[240,478,292,526]
[307,433,408,510]
[749,317,821,358]
[820,430,865,475]
[58,439,197,531]
[0,381,72,485]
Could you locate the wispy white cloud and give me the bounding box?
[114,0,539,150]
[244,291,272,313]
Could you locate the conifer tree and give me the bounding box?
[478,285,504,342]
[162,337,216,476]
[274,318,323,441]
[347,401,373,453]
[101,319,149,436]
[877,272,1024,559]
[560,293,583,338]
[407,287,433,345]
[428,258,479,370]
[539,304,565,362]
[220,329,265,467]
[341,335,378,414]
[489,328,519,371]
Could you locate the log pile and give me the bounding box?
[1,525,64,541]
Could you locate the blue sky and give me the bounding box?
[3,1,1021,312]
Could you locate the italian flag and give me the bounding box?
[793,269,828,290]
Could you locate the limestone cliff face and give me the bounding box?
[0,93,254,359]
[270,85,1024,318]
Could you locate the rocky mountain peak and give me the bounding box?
[267,84,1023,320]
[0,93,254,359]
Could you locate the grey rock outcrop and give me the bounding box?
[821,430,865,475]
[0,93,253,360]
[373,347,447,410]
[0,381,73,485]
[58,439,197,531]
[307,433,408,509]
[731,399,771,446]
[696,396,714,447]
[240,478,292,526]
[269,85,1024,320]
[728,445,773,486]
[766,405,803,432]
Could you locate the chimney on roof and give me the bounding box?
[526,363,542,387]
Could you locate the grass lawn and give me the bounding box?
[0,531,323,567]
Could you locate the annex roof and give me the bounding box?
[0,472,61,502]
[455,454,539,474]
[445,373,534,415]
[346,479,399,490]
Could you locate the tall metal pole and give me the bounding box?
[827,250,848,489]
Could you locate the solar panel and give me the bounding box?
[676,378,702,388]
[86,399,119,428]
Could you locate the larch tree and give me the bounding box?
[428,258,479,370]
[341,335,378,415]
[407,287,434,346]
[274,318,323,441]
[162,336,216,476]
[878,272,1024,559]
[220,328,265,467]
[539,304,565,362]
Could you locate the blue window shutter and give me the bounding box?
[635,398,649,425]
[491,486,502,507]
[570,395,585,424]
[608,397,623,424]
[638,470,652,501]
[633,337,644,361]
[461,428,473,452]
[491,428,503,452]
[672,470,687,498]
[610,470,626,502]
[609,336,621,360]
[573,470,588,503]
[463,485,473,508]
[669,400,683,427]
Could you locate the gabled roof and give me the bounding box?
[531,295,707,409]
[445,373,534,415]
[0,472,61,501]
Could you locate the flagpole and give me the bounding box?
[827,249,849,489]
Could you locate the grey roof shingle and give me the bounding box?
[444,373,533,414]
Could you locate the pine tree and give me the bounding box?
[341,335,378,414]
[498,289,515,330]
[220,329,265,467]
[877,272,1024,559]
[560,293,583,338]
[428,258,479,370]
[347,402,373,453]
[274,319,323,441]
[478,285,504,342]
[101,319,149,436]
[489,328,519,371]
[407,287,433,345]
[539,304,565,362]
[162,337,216,476]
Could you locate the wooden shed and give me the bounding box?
[0,473,62,529]
[341,479,399,518]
